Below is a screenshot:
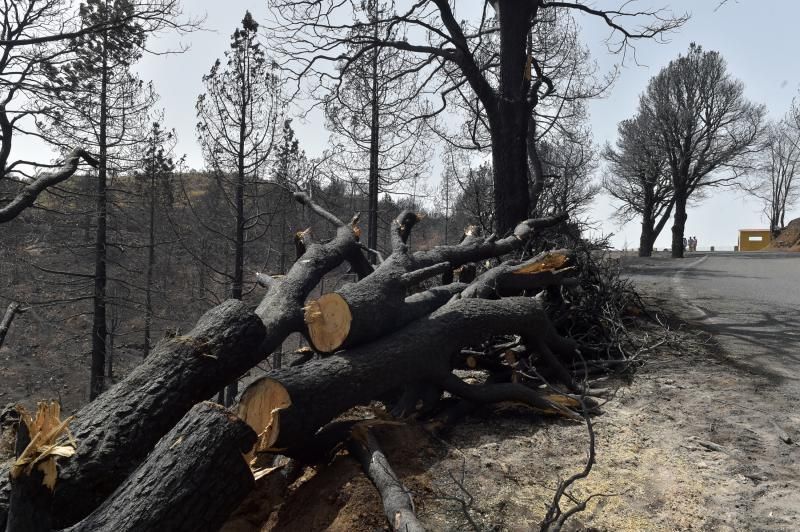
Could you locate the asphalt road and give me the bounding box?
[623,251,800,528]
[624,251,800,382]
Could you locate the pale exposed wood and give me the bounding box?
[236,377,292,457]
[304,292,352,353]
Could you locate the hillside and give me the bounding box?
[768,218,800,250]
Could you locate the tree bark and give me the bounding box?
[348,426,425,532]
[0,300,266,529]
[240,296,579,461]
[66,402,256,532]
[670,191,688,258]
[639,218,655,257]
[143,157,156,358]
[367,0,381,254]
[490,0,536,234]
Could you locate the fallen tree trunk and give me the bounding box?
[67,402,256,532]
[0,301,265,528]
[238,296,581,460]
[304,212,568,353]
[1,194,373,528]
[0,196,571,528]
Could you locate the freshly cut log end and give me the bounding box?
[304,292,352,353]
[237,378,292,458]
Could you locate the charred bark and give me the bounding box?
[239,296,580,461]
[671,192,688,258]
[66,402,256,532]
[0,192,372,528]
[305,211,567,353]
[0,301,265,528]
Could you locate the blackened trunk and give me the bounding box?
[66,402,256,532]
[639,201,655,257]
[367,6,380,254]
[90,35,109,400]
[143,166,156,358]
[491,0,534,234]
[671,192,688,258]
[4,420,52,532]
[639,224,655,257]
[0,302,21,351]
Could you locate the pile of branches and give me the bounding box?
[0,193,646,531]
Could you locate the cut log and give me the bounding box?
[66,402,257,532]
[239,297,581,460]
[303,211,567,353]
[458,250,573,300]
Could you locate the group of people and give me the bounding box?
[683,236,699,252]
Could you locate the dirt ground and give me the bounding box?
[225,289,800,532]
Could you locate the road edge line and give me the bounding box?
[672,255,710,320]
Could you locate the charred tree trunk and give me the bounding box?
[89,29,111,401]
[143,165,157,358]
[348,426,425,532]
[239,297,579,461]
[66,402,256,532]
[671,191,688,258]
[639,218,655,257]
[490,0,536,234]
[0,301,266,528]
[367,3,380,255]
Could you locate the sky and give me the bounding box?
[20,1,800,250]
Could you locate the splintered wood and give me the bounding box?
[304,292,352,353]
[11,401,76,490]
[237,378,292,459]
[512,252,569,274]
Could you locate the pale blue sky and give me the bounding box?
[26,1,800,250]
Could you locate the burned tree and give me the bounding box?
[603,113,674,257]
[268,0,686,233]
[745,107,800,235]
[0,1,99,222]
[636,43,765,258]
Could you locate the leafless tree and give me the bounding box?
[322,0,432,253]
[0,0,197,224]
[266,0,687,233]
[637,43,765,258]
[603,113,674,256]
[745,107,800,235]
